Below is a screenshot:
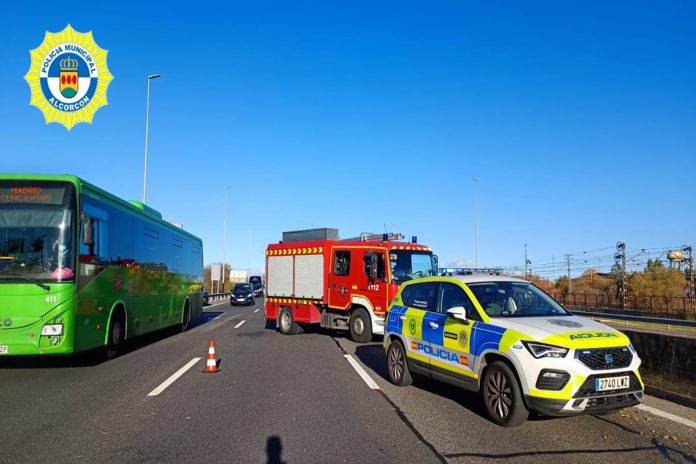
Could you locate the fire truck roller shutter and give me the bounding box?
[294,254,324,299]
[267,256,293,297]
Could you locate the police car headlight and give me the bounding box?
[41,324,63,336]
[522,341,568,359]
[629,343,636,354]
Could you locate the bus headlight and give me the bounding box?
[41,324,63,336]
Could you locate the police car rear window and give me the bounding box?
[399,286,413,306]
[405,282,437,311]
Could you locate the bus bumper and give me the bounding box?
[0,324,73,356]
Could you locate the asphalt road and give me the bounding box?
[1,300,695,463]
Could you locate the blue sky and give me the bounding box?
[2,1,695,278]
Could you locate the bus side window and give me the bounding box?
[81,200,109,262]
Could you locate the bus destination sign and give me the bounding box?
[0,186,66,204]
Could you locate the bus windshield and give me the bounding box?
[0,181,76,282]
[389,250,437,285]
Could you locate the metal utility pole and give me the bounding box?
[222,186,231,292]
[524,243,528,278]
[565,254,572,295]
[615,242,627,310]
[472,178,479,268]
[684,245,695,312]
[142,74,161,204]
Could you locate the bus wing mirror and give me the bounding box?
[82,218,95,246]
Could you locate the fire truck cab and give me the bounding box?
[264,230,437,343]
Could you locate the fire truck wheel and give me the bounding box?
[349,307,372,343]
[278,307,303,335]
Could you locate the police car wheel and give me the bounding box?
[482,361,528,427]
[387,340,412,386]
[349,308,372,343]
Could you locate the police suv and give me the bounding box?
[383,274,644,427]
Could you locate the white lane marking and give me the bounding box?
[636,404,696,429]
[254,308,260,313]
[234,320,246,329]
[147,358,201,397]
[345,354,380,390]
[211,314,225,321]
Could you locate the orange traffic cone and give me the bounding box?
[203,340,221,373]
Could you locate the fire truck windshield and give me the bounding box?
[389,250,437,285]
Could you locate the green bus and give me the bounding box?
[0,174,204,356]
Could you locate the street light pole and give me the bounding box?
[143,74,161,204]
[222,186,231,292]
[472,178,479,268]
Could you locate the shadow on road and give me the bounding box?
[266,435,286,464]
[353,343,489,422]
[0,313,221,369]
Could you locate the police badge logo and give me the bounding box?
[458,331,468,348]
[24,25,114,130]
[547,318,583,329]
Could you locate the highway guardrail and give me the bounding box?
[571,309,696,330]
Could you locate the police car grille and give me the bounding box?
[573,372,642,398]
[576,348,632,370]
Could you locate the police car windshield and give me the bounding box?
[389,250,437,285]
[467,282,570,318]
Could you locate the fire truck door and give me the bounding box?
[363,251,388,315]
[328,249,352,309]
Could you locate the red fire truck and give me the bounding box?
[264,229,438,342]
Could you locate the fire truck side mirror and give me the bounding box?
[364,252,378,281]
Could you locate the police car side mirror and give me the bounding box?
[446,306,468,322]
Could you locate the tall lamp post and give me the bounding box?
[472,178,479,268]
[143,74,161,204]
[222,186,231,292]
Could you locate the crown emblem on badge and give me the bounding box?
[59,56,79,71]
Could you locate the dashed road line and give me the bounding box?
[636,404,696,429]
[234,320,246,329]
[344,354,380,390]
[254,308,260,313]
[147,358,201,397]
